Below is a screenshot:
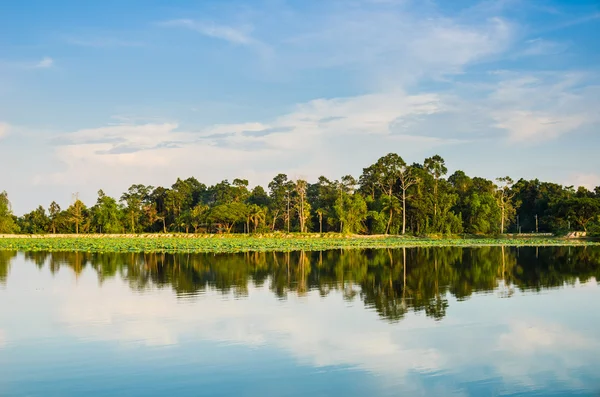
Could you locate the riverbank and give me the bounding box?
[0,234,598,253]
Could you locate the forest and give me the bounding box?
[1,153,599,236]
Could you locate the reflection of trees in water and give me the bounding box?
[0,251,17,285]
[7,247,600,322]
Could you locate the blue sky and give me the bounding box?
[1,0,599,214]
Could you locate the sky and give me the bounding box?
[1,0,599,215]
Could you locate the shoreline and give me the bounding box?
[0,234,598,253]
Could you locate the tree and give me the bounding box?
[248,204,266,232]
[268,174,291,231]
[208,203,249,233]
[381,194,401,235]
[399,166,418,235]
[0,192,19,233]
[554,197,600,232]
[248,186,270,207]
[294,179,310,233]
[121,184,152,233]
[49,201,61,234]
[316,208,324,234]
[92,190,122,233]
[334,193,368,234]
[496,177,516,234]
[19,206,50,234]
[67,195,86,234]
[424,155,448,219]
[368,153,407,234]
[190,204,209,233]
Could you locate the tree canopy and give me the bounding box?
[4,153,599,236]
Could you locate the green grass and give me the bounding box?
[0,234,598,253]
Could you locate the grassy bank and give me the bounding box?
[0,234,598,253]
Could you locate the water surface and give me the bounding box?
[1,247,599,396]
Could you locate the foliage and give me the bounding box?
[0,192,19,233]
[4,153,600,237]
[0,235,597,254]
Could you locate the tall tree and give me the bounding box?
[120,184,152,233]
[294,179,310,233]
[369,153,406,234]
[48,201,61,234]
[92,190,122,233]
[0,192,19,234]
[399,166,418,235]
[67,194,86,234]
[424,155,448,219]
[18,206,50,234]
[496,177,516,234]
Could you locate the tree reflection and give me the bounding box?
[5,246,600,322]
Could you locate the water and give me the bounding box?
[1,247,599,396]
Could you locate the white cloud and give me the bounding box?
[278,9,514,85]
[36,90,463,201]
[160,19,256,45]
[35,57,54,68]
[485,73,600,142]
[57,275,443,377]
[0,122,9,139]
[498,321,597,354]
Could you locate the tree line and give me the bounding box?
[1,153,599,235]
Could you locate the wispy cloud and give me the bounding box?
[35,57,54,68]
[543,12,600,33]
[37,90,463,192]
[159,19,256,45]
[519,38,568,57]
[487,73,600,142]
[65,37,144,48]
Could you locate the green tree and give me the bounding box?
[424,155,448,220]
[334,193,368,234]
[67,195,87,234]
[190,204,209,233]
[208,202,249,233]
[49,201,61,234]
[0,191,18,233]
[121,184,152,233]
[18,205,50,234]
[92,190,122,233]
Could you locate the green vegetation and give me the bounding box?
[3,246,600,322]
[2,153,600,237]
[0,234,597,254]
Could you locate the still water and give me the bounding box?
[1,247,599,396]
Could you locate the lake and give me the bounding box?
[1,247,599,396]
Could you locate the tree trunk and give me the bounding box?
[402,189,407,235]
[287,196,290,233]
[385,208,392,235]
[434,178,438,219]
